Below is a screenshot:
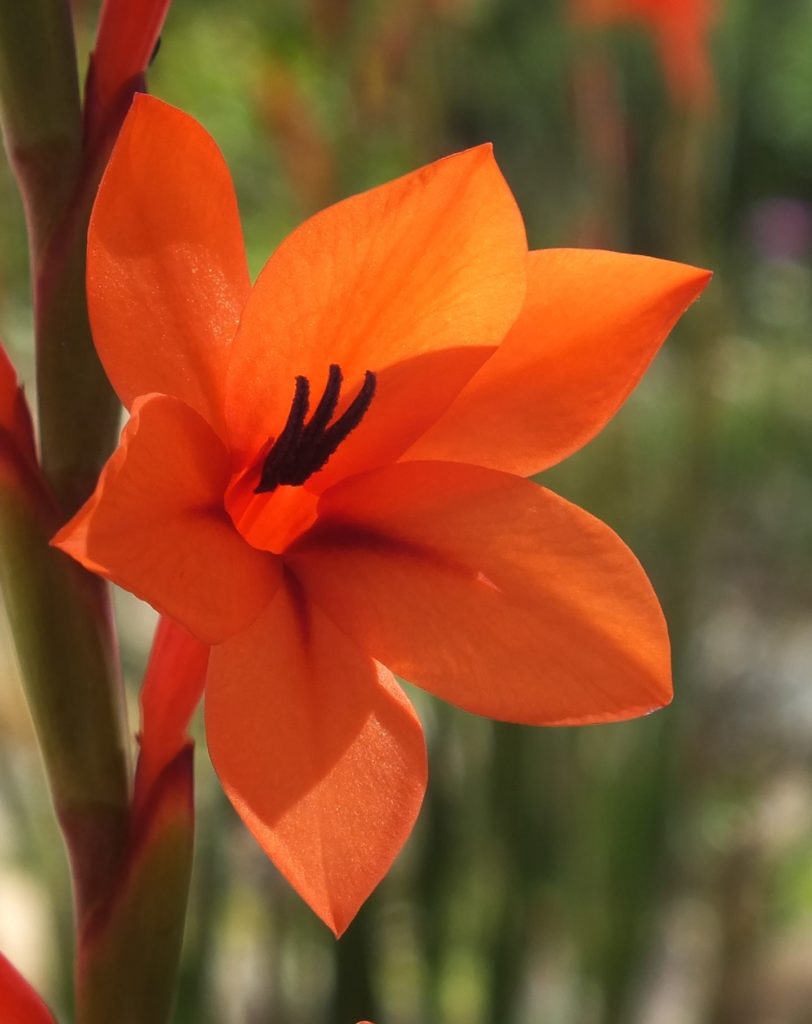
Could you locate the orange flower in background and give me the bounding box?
[572,0,716,109]
[55,95,710,934]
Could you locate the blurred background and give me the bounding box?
[1,0,811,1021]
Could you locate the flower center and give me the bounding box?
[255,364,377,493]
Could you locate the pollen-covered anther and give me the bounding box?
[255,365,377,493]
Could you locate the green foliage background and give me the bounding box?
[1,1,811,1022]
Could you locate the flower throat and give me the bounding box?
[255,364,376,493]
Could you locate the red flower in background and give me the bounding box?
[55,96,710,934]
[572,0,716,109]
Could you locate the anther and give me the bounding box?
[309,371,376,471]
[255,366,377,493]
[255,375,310,492]
[296,364,343,463]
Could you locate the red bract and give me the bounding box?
[84,0,171,148]
[0,343,43,500]
[55,95,710,934]
[76,618,198,1021]
[134,616,208,812]
[0,953,55,1024]
[0,345,35,467]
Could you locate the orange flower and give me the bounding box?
[55,95,710,934]
[571,0,715,109]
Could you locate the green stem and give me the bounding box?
[0,0,120,515]
[0,0,81,252]
[0,478,130,926]
[76,749,195,1024]
[333,910,378,1024]
[0,7,190,1022]
[0,0,129,936]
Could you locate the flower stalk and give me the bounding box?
[0,0,121,515]
[0,0,135,1013]
[1,0,187,1015]
[0,0,82,260]
[0,471,130,924]
[77,748,194,1024]
[0,0,130,915]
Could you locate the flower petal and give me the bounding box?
[53,395,279,645]
[85,0,171,145]
[224,145,527,476]
[135,616,209,810]
[289,461,671,725]
[206,578,427,935]
[0,952,55,1024]
[407,249,711,476]
[87,95,250,432]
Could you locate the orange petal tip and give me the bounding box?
[206,587,427,937]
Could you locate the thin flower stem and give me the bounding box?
[0,0,121,514]
[0,479,130,925]
[0,0,131,973]
[1,8,194,1021]
[0,0,82,255]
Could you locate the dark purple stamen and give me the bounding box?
[255,365,376,493]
